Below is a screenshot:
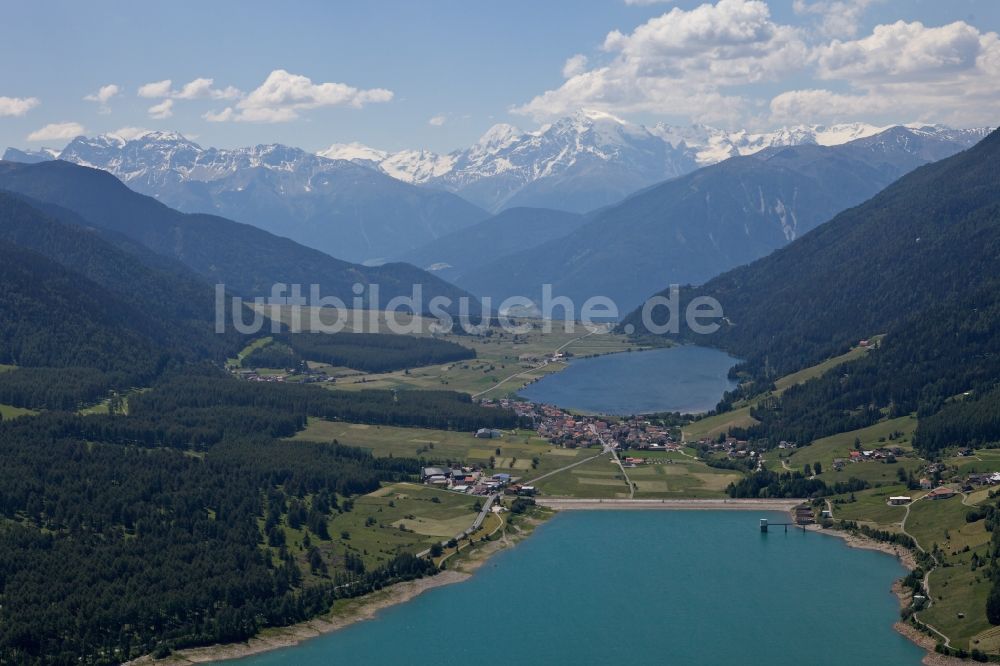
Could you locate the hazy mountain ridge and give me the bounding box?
[0,160,478,311]
[320,111,990,213]
[617,127,1000,459]
[621,127,1000,380]
[5,131,488,263]
[449,125,986,313]
[400,207,589,284]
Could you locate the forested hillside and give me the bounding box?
[0,192,252,409]
[0,365,519,664]
[623,128,1000,453]
[459,126,976,312]
[264,332,476,373]
[0,239,158,370]
[0,160,477,308]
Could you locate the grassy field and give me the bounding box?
[902,494,994,649]
[906,496,988,555]
[922,564,993,650]
[258,306,648,397]
[228,336,275,368]
[0,403,37,419]
[289,418,594,479]
[529,451,740,499]
[532,454,630,499]
[764,416,919,484]
[773,343,874,392]
[826,484,996,652]
[628,458,742,498]
[827,486,908,530]
[948,449,1000,475]
[265,482,482,582]
[683,406,756,441]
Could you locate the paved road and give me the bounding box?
[537,498,804,510]
[417,492,497,558]
[524,451,604,485]
[604,435,634,499]
[896,493,953,648]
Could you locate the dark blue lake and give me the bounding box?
[517,345,739,415]
[227,511,922,666]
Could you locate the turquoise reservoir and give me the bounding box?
[228,510,922,666]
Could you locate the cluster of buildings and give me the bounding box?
[831,447,905,470]
[614,419,681,450]
[696,436,755,459]
[536,414,610,448]
[231,368,334,384]
[479,397,541,421]
[233,369,287,383]
[964,472,1000,488]
[480,398,684,452]
[420,466,523,496]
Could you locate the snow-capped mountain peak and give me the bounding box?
[471,123,523,155]
[306,116,988,213]
[317,141,389,165]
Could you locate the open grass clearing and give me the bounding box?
[0,403,37,420]
[773,343,874,393]
[259,307,648,397]
[683,406,757,442]
[289,418,593,478]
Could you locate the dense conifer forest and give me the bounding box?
[623,129,1000,455]
[242,332,476,373]
[0,365,517,663]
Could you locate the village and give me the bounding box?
[482,397,684,451]
[416,397,692,495]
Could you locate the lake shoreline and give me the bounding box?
[807,525,963,665]
[136,515,546,665]
[517,345,740,416]
[137,505,933,665]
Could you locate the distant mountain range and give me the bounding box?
[3,132,488,264]
[618,127,1000,454]
[417,125,989,313]
[3,115,989,289]
[622,126,1000,378]
[320,110,990,213]
[0,160,476,312]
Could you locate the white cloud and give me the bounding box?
[514,0,806,122]
[138,79,173,98]
[0,96,40,117]
[202,107,234,122]
[562,54,589,78]
[139,77,242,102]
[792,0,876,38]
[428,114,447,127]
[147,99,174,119]
[518,1,999,130]
[773,20,1000,126]
[83,84,121,113]
[815,20,985,81]
[26,121,84,142]
[206,69,394,123]
[174,77,242,100]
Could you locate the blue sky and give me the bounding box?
[1,0,998,154]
